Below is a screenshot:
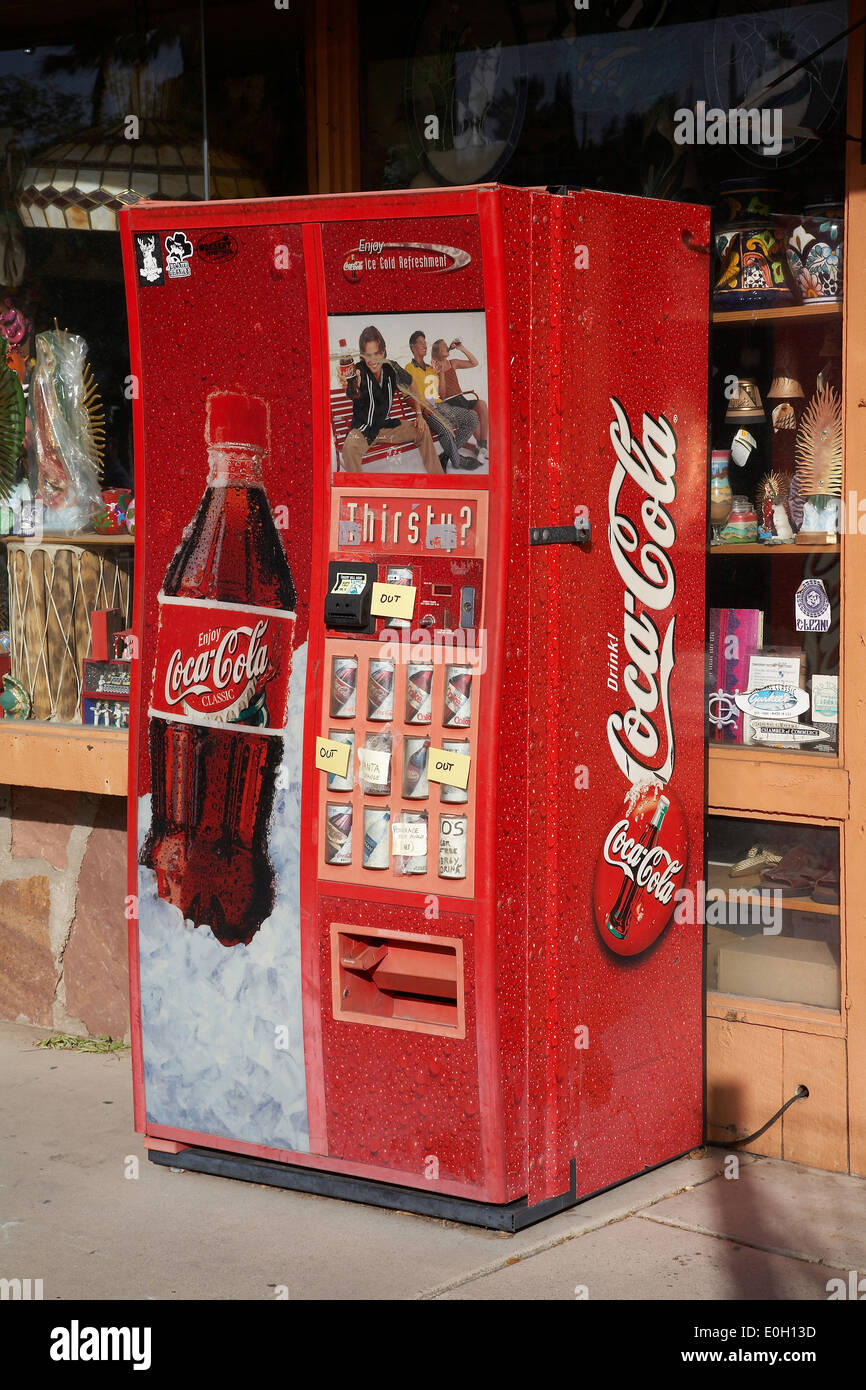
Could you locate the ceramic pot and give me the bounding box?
[714,179,794,310]
[786,202,843,305]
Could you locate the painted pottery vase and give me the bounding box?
[714,180,794,310]
[786,202,843,305]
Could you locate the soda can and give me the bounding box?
[443,666,473,727]
[385,565,413,629]
[363,806,390,870]
[330,656,357,718]
[359,732,391,795]
[405,662,433,723]
[440,739,469,803]
[396,811,428,875]
[325,804,353,865]
[438,813,467,879]
[402,737,430,798]
[367,659,395,720]
[326,729,355,791]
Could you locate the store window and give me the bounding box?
[0,2,306,726]
[706,815,840,1010]
[360,0,850,1016]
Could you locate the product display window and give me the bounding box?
[706,815,840,1011]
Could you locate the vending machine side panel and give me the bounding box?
[562,190,710,1197]
[121,206,319,1159]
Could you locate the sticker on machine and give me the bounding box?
[134,233,165,285]
[165,231,194,279]
[593,780,688,957]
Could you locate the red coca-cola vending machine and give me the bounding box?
[120,185,709,1230]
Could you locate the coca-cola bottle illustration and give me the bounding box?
[140,390,297,947]
[605,796,669,940]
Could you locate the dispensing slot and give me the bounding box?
[332,926,465,1037]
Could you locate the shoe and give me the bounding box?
[760,845,826,898]
[476,446,489,465]
[453,454,485,471]
[811,865,839,904]
[728,844,783,878]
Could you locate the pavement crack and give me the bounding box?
[636,1211,837,1268]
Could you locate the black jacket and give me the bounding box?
[347,361,405,444]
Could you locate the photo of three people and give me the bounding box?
[328,311,490,474]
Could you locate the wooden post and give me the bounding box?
[305,0,361,194]
[844,0,866,1176]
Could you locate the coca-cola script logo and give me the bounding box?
[607,397,677,786]
[593,782,688,957]
[149,598,295,733]
[165,621,273,720]
[595,398,688,956]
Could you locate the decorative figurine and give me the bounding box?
[793,385,843,542]
[30,329,105,533]
[757,471,794,543]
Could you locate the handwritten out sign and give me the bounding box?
[370,581,416,620]
[427,746,470,790]
[315,736,351,778]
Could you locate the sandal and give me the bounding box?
[761,846,826,898]
[811,865,840,904]
[729,843,783,878]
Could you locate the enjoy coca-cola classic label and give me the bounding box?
[148,594,295,733]
[593,398,689,957]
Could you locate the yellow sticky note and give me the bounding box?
[371,581,416,620]
[427,746,471,790]
[315,736,351,778]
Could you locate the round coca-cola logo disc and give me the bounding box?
[593,781,688,957]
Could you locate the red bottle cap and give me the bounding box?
[205,390,269,451]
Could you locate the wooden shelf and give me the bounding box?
[712,303,843,325]
[0,533,133,546]
[708,745,847,821]
[707,992,844,1037]
[707,862,839,916]
[0,721,128,795]
[710,541,840,555]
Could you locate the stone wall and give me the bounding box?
[0,787,129,1040]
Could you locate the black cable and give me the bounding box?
[706,1085,809,1148]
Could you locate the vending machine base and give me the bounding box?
[146,1145,699,1233]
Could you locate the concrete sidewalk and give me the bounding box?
[2,1018,864,1301]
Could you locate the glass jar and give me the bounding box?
[719,495,758,544]
[710,449,733,544]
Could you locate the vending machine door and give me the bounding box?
[527,190,710,1202]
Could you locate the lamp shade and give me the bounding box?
[15,118,267,232]
[725,376,765,422]
[768,375,805,399]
